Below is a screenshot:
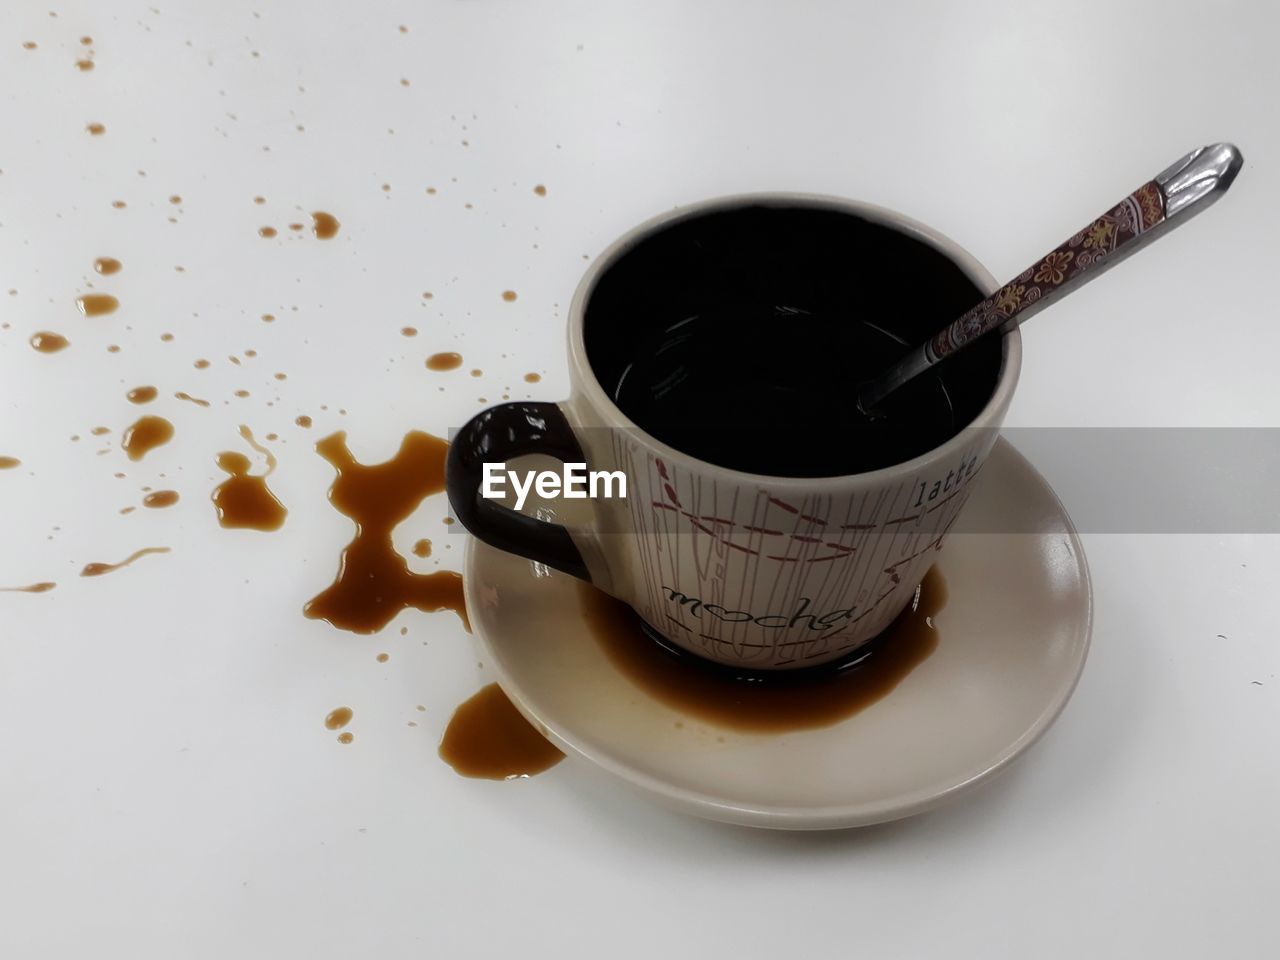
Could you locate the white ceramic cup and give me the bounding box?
[448,194,1020,671]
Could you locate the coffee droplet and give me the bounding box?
[401,326,417,337]
[86,122,106,136]
[80,546,171,578]
[94,257,122,275]
[175,391,210,408]
[194,359,210,369]
[30,332,70,353]
[212,426,287,531]
[76,294,119,317]
[501,290,517,302]
[412,538,431,558]
[0,456,21,469]
[337,732,354,744]
[75,59,94,71]
[302,431,467,634]
[376,653,389,663]
[533,184,547,196]
[524,372,541,383]
[311,211,340,239]
[0,581,56,593]
[578,567,948,733]
[295,415,312,428]
[439,683,564,780]
[126,385,158,404]
[121,416,174,461]
[143,490,179,508]
[258,226,277,238]
[324,706,353,730]
[426,352,463,371]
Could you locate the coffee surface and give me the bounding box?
[585,204,1002,476]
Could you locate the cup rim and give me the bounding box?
[566,192,1021,490]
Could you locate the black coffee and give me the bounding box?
[584,204,1003,477]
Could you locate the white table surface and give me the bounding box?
[2,1,1276,957]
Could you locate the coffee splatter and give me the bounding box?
[311,211,340,239]
[142,490,179,508]
[533,184,547,197]
[80,546,171,578]
[30,332,70,353]
[439,683,564,780]
[524,372,542,383]
[337,732,354,744]
[76,294,118,317]
[175,391,211,408]
[126,385,158,404]
[86,123,105,136]
[401,327,417,337]
[0,457,21,469]
[75,59,94,71]
[0,582,56,593]
[302,431,467,634]
[295,415,312,428]
[211,426,287,531]
[94,257,122,275]
[121,416,173,461]
[426,352,463,371]
[324,706,353,730]
[258,226,277,238]
[501,290,517,302]
[412,538,431,558]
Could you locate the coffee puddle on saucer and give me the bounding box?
[303,430,467,634]
[580,567,947,733]
[439,683,565,779]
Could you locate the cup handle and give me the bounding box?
[446,401,595,583]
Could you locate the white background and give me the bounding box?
[1,1,1276,956]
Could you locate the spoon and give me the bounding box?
[856,142,1244,414]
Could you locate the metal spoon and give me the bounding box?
[856,142,1244,414]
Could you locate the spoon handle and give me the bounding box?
[858,143,1243,412]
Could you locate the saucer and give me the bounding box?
[462,438,1092,830]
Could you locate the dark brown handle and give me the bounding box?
[446,402,592,582]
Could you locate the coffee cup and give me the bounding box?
[447,194,1020,671]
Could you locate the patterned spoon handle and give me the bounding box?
[858,142,1244,413]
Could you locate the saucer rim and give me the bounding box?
[462,438,1093,830]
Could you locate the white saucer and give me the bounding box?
[463,439,1092,830]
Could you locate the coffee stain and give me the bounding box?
[579,567,948,733]
[0,582,57,593]
[302,431,467,634]
[86,122,105,135]
[324,706,353,730]
[142,490,179,508]
[121,416,173,461]
[0,457,21,469]
[311,211,340,239]
[93,257,122,275]
[412,538,431,558]
[30,332,70,353]
[439,683,565,780]
[426,352,462,371]
[533,185,547,196]
[337,732,354,744]
[126,385,158,404]
[501,290,517,302]
[524,372,541,383]
[80,546,171,578]
[76,294,118,316]
[258,226,277,238]
[295,415,312,428]
[211,426,287,531]
[175,391,211,408]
